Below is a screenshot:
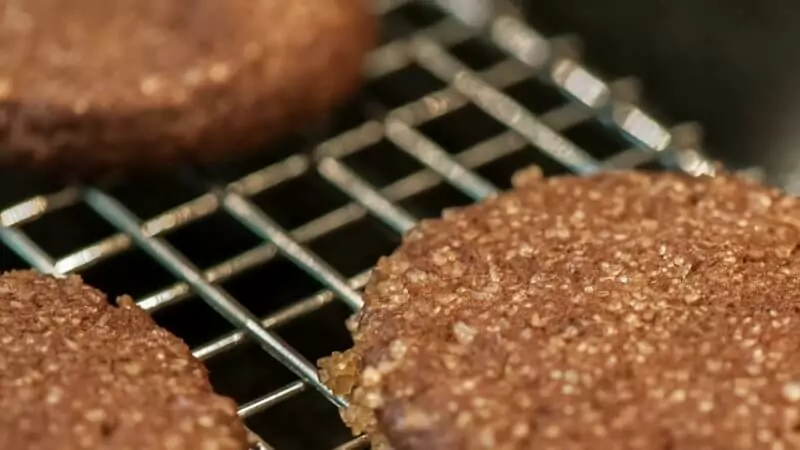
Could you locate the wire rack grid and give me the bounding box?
[0,1,717,449]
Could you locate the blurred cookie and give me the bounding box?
[0,0,375,174]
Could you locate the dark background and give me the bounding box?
[520,0,800,190]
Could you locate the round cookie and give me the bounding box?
[321,170,800,450]
[0,271,248,450]
[0,0,375,174]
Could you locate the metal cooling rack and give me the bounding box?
[0,1,719,448]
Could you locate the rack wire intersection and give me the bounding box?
[0,1,717,448]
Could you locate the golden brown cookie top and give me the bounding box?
[341,171,800,450]
[0,271,248,450]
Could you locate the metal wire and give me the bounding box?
[82,188,346,407]
[0,1,716,448]
[220,190,364,311]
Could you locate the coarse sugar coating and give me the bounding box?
[320,169,800,450]
[0,271,249,450]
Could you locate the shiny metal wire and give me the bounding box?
[0,1,712,448]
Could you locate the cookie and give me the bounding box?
[0,0,375,174]
[0,271,248,450]
[321,170,800,449]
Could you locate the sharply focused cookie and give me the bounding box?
[321,170,800,449]
[0,271,249,450]
[0,0,375,174]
